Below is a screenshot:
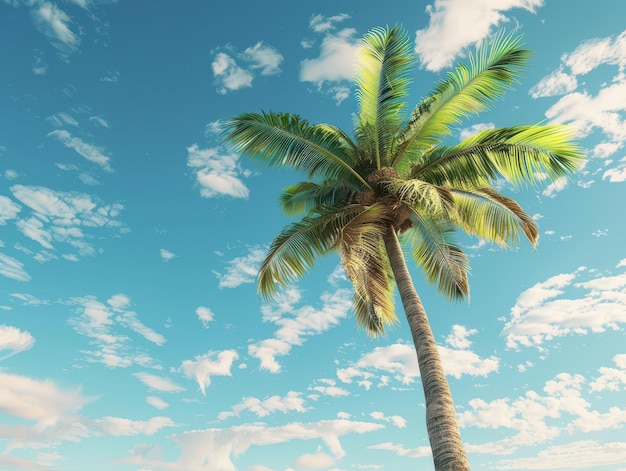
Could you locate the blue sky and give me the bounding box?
[1,1,626,470]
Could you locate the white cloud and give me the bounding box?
[187,143,249,199]
[214,246,265,288]
[10,184,125,259]
[68,295,165,368]
[535,30,626,162]
[48,130,113,172]
[541,176,568,197]
[89,115,111,128]
[459,122,495,141]
[311,385,350,398]
[369,411,407,428]
[603,156,626,182]
[180,350,239,395]
[160,248,176,262]
[31,1,80,56]
[211,42,283,94]
[294,450,337,469]
[146,396,170,410]
[300,28,360,83]
[46,111,78,127]
[123,419,382,471]
[195,306,215,328]
[0,252,31,282]
[337,328,499,386]
[0,195,21,224]
[414,0,544,71]
[242,42,283,76]
[590,354,626,392]
[502,265,626,349]
[217,391,307,420]
[368,442,432,458]
[134,373,185,393]
[0,325,35,360]
[494,440,626,469]
[249,287,352,373]
[309,13,351,34]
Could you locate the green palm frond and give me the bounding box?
[412,124,583,188]
[224,112,371,188]
[402,210,470,301]
[386,179,455,217]
[339,204,397,336]
[394,33,530,171]
[355,24,414,168]
[450,187,538,247]
[258,204,373,299]
[279,181,361,217]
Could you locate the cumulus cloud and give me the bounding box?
[217,391,307,420]
[211,42,283,94]
[214,246,265,288]
[337,327,499,387]
[180,349,239,395]
[187,143,250,199]
[502,264,626,349]
[415,0,544,71]
[160,248,176,262]
[48,130,113,172]
[369,411,407,428]
[195,306,215,328]
[533,29,626,162]
[459,122,495,141]
[0,325,35,360]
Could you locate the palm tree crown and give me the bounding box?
[224,25,582,470]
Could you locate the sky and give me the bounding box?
[1,1,626,470]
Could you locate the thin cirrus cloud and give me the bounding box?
[213,245,266,289]
[0,253,31,282]
[48,130,113,172]
[0,325,35,360]
[414,0,544,72]
[31,1,81,56]
[211,41,283,94]
[134,373,185,393]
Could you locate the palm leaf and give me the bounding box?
[258,204,371,299]
[394,32,530,171]
[412,124,583,188]
[402,209,470,301]
[355,24,414,168]
[224,112,371,188]
[386,178,455,218]
[450,187,538,246]
[279,180,361,217]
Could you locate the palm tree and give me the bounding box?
[224,25,582,470]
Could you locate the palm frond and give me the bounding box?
[258,204,372,299]
[450,187,538,247]
[412,124,583,188]
[355,24,414,168]
[402,209,470,301]
[394,32,530,171]
[279,181,361,217]
[339,204,397,336]
[386,178,455,218]
[224,112,371,188]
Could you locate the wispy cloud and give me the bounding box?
[415,0,544,71]
[0,195,21,224]
[0,325,35,360]
[214,246,265,288]
[48,130,113,172]
[123,419,382,470]
[134,373,185,393]
[217,391,307,420]
[31,1,81,57]
[211,42,283,94]
[159,248,176,262]
[180,350,239,395]
[195,306,215,328]
[187,143,250,199]
[0,253,31,282]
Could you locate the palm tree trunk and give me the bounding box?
[383,226,470,471]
